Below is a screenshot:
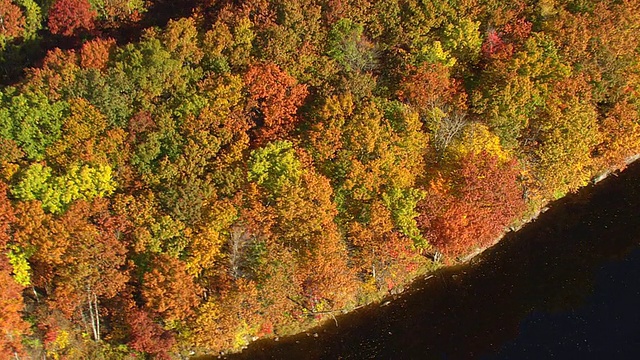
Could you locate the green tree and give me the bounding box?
[0,90,69,160]
[248,140,302,198]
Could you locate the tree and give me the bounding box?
[477,32,571,148]
[11,162,116,214]
[0,90,69,161]
[126,308,175,360]
[46,98,109,167]
[48,199,129,341]
[13,0,42,41]
[398,62,467,117]
[0,0,24,41]
[248,140,302,198]
[80,38,116,70]
[326,18,378,73]
[244,62,308,144]
[596,100,640,169]
[532,77,601,198]
[0,257,30,358]
[305,92,353,166]
[0,184,30,359]
[418,152,525,258]
[348,200,424,292]
[47,0,97,36]
[443,17,482,64]
[142,254,201,323]
[90,0,148,25]
[162,17,203,65]
[0,182,14,251]
[192,279,262,351]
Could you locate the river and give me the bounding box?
[214,160,640,360]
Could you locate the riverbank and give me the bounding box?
[200,154,640,359]
[218,155,640,360]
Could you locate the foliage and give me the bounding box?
[47,0,96,36]
[0,1,638,357]
[248,140,302,197]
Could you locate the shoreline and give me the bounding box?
[196,154,640,359]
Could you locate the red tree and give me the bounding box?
[48,0,96,36]
[244,62,308,144]
[0,0,24,38]
[127,308,175,360]
[482,29,507,59]
[418,152,525,258]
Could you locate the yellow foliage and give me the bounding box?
[447,123,511,162]
[46,330,70,360]
[186,199,238,276]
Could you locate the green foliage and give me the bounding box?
[7,245,32,286]
[0,90,69,160]
[10,163,52,201]
[12,163,116,213]
[113,36,197,110]
[327,18,378,73]
[70,69,133,127]
[248,140,302,197]
[1,1,639,357]
[480,33,572,148]
[413,40,457,67]
[443,18,482,64]
[15,0,42,39]
[382,186,428,249]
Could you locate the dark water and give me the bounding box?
[218,161,640,360]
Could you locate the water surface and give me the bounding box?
[218,161,640,360]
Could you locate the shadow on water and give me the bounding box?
[211,161,640,360]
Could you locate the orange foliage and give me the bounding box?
[47,0,97,36]
[418,152,525,258]
[0,0,24,38]
[142,254,201,322]
[398,63,467,112]
[244,62,309,144]
[0,183,29,357]
[80,38,117,70]
[0,257,29,358]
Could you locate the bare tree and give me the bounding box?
[433,110,468,154]
[227,224,253,279]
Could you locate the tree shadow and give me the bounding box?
[0,0,199,85]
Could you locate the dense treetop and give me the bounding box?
[1,0,640,358]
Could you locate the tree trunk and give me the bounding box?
[87,289,101,341]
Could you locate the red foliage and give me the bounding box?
[244,62,308,144]
[47,0,97,36]
[482,29,506,58]
[0,0,24,38]
[418,153,525,258]
[398,63,467,112]
[127,308,175,360]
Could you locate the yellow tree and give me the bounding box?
[532,77,601,198]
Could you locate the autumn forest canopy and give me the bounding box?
[1,0,640,358]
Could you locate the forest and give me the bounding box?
[1,0,640,358]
